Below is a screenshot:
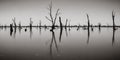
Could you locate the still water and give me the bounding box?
[0,27,120,60]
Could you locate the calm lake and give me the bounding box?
[0,27,120,60]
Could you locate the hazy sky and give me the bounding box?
[0,0,120,26]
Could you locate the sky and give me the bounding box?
[0,0,120,26]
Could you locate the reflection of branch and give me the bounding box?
[59,28,63,42]
[65,28,68,37]
[87,28,90,44]
[13,26,16,38]
[50,31,58,56]
[112,29,116,46]
[39,27,41,35]
[30,27,32,38]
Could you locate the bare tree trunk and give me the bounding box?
[59,17,63,28]
[46,1,60,31]
[86,14,90,44]
[112,11,115,30]
[65,19,68,29]
[59,17,63,42]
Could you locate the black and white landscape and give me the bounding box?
[0,0,120,60]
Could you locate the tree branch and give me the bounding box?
[45,16,52,22]
[53,9,60,24]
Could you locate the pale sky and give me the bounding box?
[0,0,120,26]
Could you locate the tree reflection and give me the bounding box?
[59,27,63,42]
[30,27,32,38]
[112,28,117,46]
[50,30,59,57]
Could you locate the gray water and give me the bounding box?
[0,27,120,60]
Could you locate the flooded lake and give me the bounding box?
[0,27,120,60]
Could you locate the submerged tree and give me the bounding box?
[45,1,60,31]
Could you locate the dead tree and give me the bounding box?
[59,17,63,42]
[86,14,90,44]
[29,18,33,38]
[65,19,68,29]
[112,10,116,46]
[86,14,90,28]
[12,17,17,27]
[112,10,116,30]
[45,1,60,31]
[29,18,33,27]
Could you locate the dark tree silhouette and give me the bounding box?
[86,14,90,44]
[45,1,60,31]
[112,10,116,46]
[29,18,33,38]
[59,17,63,42]
[10,24,13,36]
[112,10,116,30]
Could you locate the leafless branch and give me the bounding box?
[53,9,60,24]
[45,16,52,22]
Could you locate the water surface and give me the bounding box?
[0,27,120,60]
